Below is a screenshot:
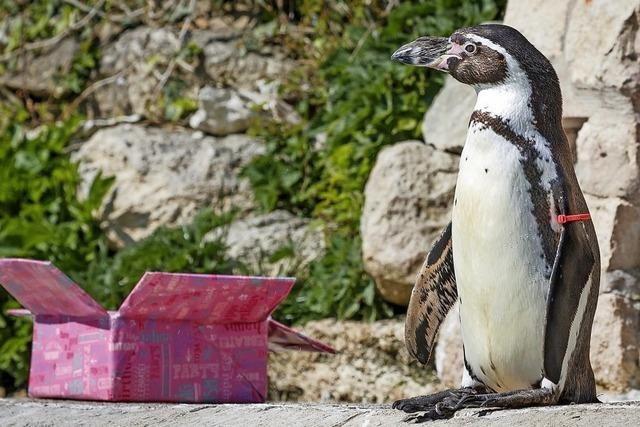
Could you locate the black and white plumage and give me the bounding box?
[391,24,600,420]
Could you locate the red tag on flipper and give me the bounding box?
[557,213,591,224]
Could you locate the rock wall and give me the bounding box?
[362,0,640,391]
[268,318,437,403]
[61,13,315,258]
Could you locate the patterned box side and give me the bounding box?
[110,316,268,403]
[28,315,113,400]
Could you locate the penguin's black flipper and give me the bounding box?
[404,222,457,365]
[543,200,596,385]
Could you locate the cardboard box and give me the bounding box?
[0,258,334,403]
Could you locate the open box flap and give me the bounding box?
[267,318,336,353]
[118,272,295,323]
[0,259,107,318]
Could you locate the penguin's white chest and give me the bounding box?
[452,125,551,392]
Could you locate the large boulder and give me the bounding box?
[205,210,325,276]
[585,195,640,273]
[564,1,640,91]
[575,109,640,202]
[422,78,476,154]
[268,318,438,403]
[361,141,458,305]
[434,304,463,388]
[73,124,263,246]
[590,293,640,391]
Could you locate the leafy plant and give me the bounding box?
[0,112,111,390]
[81,209,245,310]
[275,234,394,324]
[244,0,505,232]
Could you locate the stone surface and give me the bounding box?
[268,318,438,403]
[361,141,458,306]
[503,0,571,61]
[205,210,325,276]
[422,77,477,154]
[575,110,640,202]
[434,304,463,389]
[189,86,256,135]
[564,1,640,90]
[584,195,640,273]
[189,81,299,136]
[603,270,640,299]
[202,40,293,89]
[94,27,185,118]
[3,399,640,427]
[0,37,79,97]
[590,293,640,391]
[72,124,263,246]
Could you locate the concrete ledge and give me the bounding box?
[1,399,640,426]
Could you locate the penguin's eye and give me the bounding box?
[464,43,477,54]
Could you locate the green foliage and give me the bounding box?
[244,0,505,231]
[81,209,245,310]
[60,38,100,94]
[244,0,506,323]
[276,234,394,324]
[0,111,111,390]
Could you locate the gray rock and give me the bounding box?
[575,109,640,202]
[504,0,572,61]
[422,77,476,154]
[100,27,179,76]
[189,83,300,136]
[602,270,640,300]
[93,27,198,118]
[72,124,263,246]
[269,318,437,403]
[189,86,256,135]
[590,293,640,391]
[202,40,293,88]
[0,37,79,97]
[3,399,640,426]
[434,303,463,388]
[584,195,640,273]
[565,1,640,90]
[205,210,325,276]
[361,141,458,305]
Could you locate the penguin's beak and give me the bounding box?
[391,37,463,72]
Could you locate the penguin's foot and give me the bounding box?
[392,387,483,415]
[393,387,557,422]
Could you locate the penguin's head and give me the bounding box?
[392,24,554,90]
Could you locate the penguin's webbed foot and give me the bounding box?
[392,387,481,417]
[393,387,557,422]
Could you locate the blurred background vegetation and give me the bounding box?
[0,0,506,393]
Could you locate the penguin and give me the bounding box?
[390,24,600,421]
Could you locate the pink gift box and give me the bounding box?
[0,258,334,403]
